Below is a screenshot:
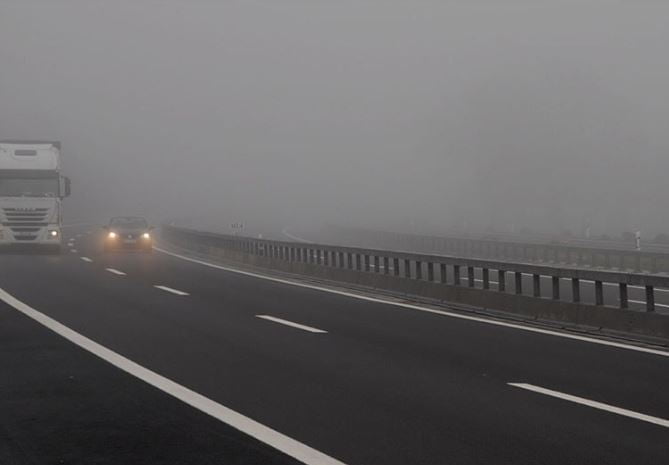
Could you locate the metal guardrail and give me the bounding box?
[319,226,669,274]
[163,225,669,314]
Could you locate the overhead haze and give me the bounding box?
[1,1,668,238]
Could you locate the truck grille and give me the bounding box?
[2,207,49,225]
[13,234,39,241]
[10,227,41,233]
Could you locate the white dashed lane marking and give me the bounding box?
[509,383,669,429]
[105,268,126,276]
[256,315,328,334]
[153,285,189,296]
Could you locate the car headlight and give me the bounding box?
[108,231,117,239]
[49,230,59,237]
[142,232,151,239]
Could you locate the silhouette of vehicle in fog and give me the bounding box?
[102,216,153,253]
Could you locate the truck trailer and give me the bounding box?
[0,140,71,253]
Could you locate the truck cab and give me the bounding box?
[0,141,71,253]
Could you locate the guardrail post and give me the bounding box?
[453,265,460,285]
[427,262,434,281]
[347,252,353,269]
[415,261,423,280]
[393,258,400,276]
[383,256,389,275]
[552,276,560,300]
[468,267,475,287]
[482,268,490,289]
[572,278,580,303]
[356,254,363,271]
[440,263,447,283]
[498,270,506,292]
[595,281,604,306]
[619,283,628,309]
[404,259,411,278]
[364,254,371,272]
[515,272,522,295]
[533,274,541,297]
[646,286,655,312]
[324,250,330,266]
[374,255,380,272]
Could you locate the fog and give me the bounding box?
[2,1,668,238]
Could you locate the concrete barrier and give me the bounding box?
[161,225,669,341]
[320,225,669,274]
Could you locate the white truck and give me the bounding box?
[0,140,71,253]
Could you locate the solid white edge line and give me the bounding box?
[154,246,669,358]
[0,287,346,465]
[629,299,669,309]
[80,257,93,262]
[105,268,126,276]
[153,285,189,296]
[256,315,327,334]
[508,383,669,429]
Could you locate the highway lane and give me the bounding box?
[0,298,300,465]
[1,225,668,464]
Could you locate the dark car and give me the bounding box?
[103,216,154,252]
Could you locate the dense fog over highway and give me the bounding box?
[3,3,669,465]
[1,1,669,237]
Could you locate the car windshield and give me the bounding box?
[110,217,148,229]
[0,178,59,197]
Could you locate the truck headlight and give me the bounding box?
[108,231,117,239]
[142,232,151,239]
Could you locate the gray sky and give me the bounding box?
[1,1,668,236]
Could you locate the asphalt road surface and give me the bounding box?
[1,224,668,464]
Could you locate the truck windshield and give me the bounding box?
[0,178,59,197]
